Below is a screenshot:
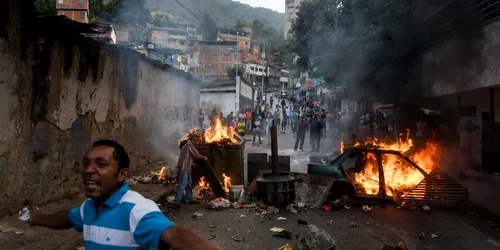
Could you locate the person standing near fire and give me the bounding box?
[237,118,246,137]
[294,116,309,151]
[245,109,252,131]
[252,114,263,145]
[174,134,209,209]
[27,139,217,250]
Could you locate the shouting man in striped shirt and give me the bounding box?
[28,139,217,250]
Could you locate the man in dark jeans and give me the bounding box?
[310,116,323,152]
[294,116,309,151]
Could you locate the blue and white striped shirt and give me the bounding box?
[68,183,175,249]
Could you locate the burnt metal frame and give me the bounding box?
[336,148,429,199]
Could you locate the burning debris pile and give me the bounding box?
[340,130,439,197]
[152,166,178,184]
[127,165,178,185]
[180,117,243,149]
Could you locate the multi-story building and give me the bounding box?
[217,29,251,54]
[284,0,305,38]
[56,0,89,23]
[186,41,243,82]
[142,27,188,51]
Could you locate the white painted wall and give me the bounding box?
[200,91,236,122]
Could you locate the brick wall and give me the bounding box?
[56,0,89,23]
[0,1,199,217]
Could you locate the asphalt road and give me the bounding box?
[168,131,500,250]
[162,202,500,250]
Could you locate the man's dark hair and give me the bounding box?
[92,140,130,170]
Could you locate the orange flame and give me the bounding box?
[197,176,211,195]
[342,130,439,197]
[153,166,166,183]
[204,117,239,145]
[221,173,232,194]
[179,117,240,146]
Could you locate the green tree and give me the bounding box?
[99,0,150,27]
[34,0,57,16]
[200,14,218,41]
[89,0,104,21]
[226,65,246,81]
[234,19,253,29]
[152,12,179,28]
[290,0,415,101]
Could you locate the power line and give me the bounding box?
[170,0,203,23]
[157,0,202,25]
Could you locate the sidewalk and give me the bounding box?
[0,183,170,250]
[440,154,500,222]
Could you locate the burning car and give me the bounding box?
[308,133,469,208]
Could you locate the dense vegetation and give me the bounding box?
[144,0,284,32]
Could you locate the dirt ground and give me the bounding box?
[0,183,169,250]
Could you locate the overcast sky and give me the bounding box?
[235,0,285,13]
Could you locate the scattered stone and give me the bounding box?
[240,214,246,218]
[298,219,308,225]
[297,225,336,250]
[126,179,138,186]
[277,217,287,220]
[208,235,216,240]
[138,176,152,184]
[418,232,426,240]
[290,208,298,214]
[431,234,437,239]
[192,212,204,219]
[231,236,245,242]
[75,247,85,250]
[14,231,23,235]
[349,222,358,228]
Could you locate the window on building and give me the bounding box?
[58,0,64,3]
[61,11,67,16]
[80,11,85,18]
[233,52,238,57]
[77,0,84,4]
[223,52,231,57]
[259,68,263,72]
[251,67,255,71]
[205,64,212,69]
[212,52,218,56]
[180,41,185,45]
[190,54,193,59]
[200,52,205,57]
[168,39,176,45]
[225,64,231,69]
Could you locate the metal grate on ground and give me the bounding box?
[400,168,469,209]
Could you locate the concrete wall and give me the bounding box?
[402,19,500,102]
[0,1,199,217]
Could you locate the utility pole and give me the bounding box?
[261,43,266,107]
[235,32,243,114]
